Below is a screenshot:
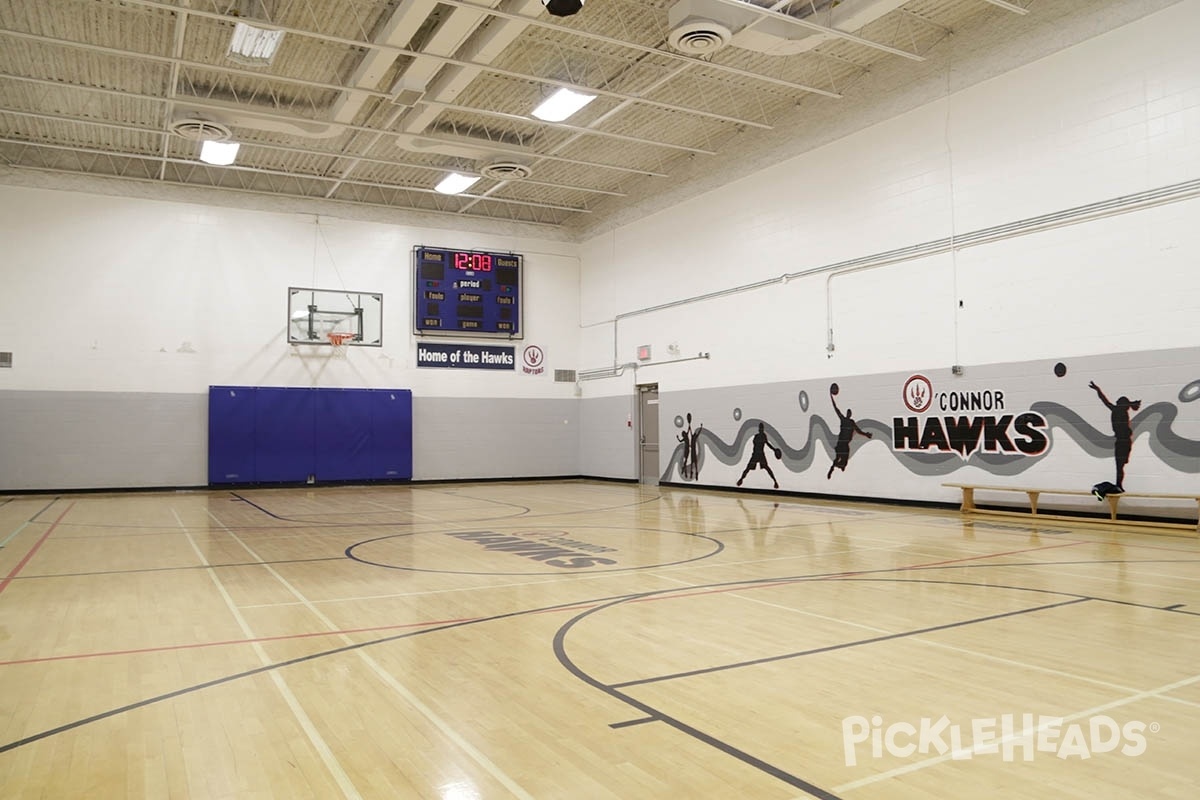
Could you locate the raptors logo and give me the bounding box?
[522,344,545,375]
[903,374,933,413]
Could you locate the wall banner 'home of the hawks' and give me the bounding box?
[892,374,1049,458]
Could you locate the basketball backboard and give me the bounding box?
[288,287,383,347]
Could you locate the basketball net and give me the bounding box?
[327,331,354,356]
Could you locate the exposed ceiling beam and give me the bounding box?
[158,9,188,182]
[979,0,1030,14]
[705,0,925,60]
[1,162,571,226]
[0,21,775,131]
[0,28,391,101]
[420,100,718,155]
[114,0,843,98]
[0,107,628,197]
[0,137,593,214]
[0,73,668,177]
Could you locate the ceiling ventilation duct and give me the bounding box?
[479,160,533,181]
[394,132,538,162]
[174,102,343,139]
[667,19,733,56]
[667,0,907,57]
[169,116,233,142]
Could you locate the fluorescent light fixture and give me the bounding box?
[199,140,240,166]
[435,172,480,195]
[228,22,284,65]
[531,87,596,122]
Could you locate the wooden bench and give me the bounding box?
[942,483,1200,535]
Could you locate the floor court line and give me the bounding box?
[0,591,637,756]
[26,497,61,523]
[12,543,1067,668]
[609,598,1091,690]
[690,576,1200,710]
[173,509,364,800]
[0,521,30,549]
[0,497,58,548]
[996,561,1200,595]
[231,486,669,529]
[229,535,1086,615]
[231,490,534,526]
[616,541,1091,610]
[3,547,1189,774]
[879,513,1200,544]
[12,556,343,582]
[0,501,73,596]
[206,507,537,800]
[0,613,485,667]
[609,716,658,729]
[236,542,902,609]
[6,485,1196,799]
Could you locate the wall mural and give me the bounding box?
[661,351,1200,500]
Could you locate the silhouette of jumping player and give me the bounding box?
[1089,381,1141,491]
[737,422,780,489]
[677,423,692,479]
[688,417,703,479]
[677,413,704,480]
[827,389,872,480]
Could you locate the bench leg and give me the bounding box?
[961,487,975,513]
[1027,491,1040,516]
[1107,495,1121,521]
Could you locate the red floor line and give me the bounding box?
[1087,539,1200,554]
[626,540,1091,605]
[0,601,618,668]
[0,613,482,667]
[0,502,74,597]
[892,539,1088,570]
[0,541,1091,666]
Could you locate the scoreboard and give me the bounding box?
[413,247,522,337]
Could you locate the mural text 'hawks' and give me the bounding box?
[893,374,1049,458]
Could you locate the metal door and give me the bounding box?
[638,384,659,485]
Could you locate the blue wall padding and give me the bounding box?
[208,386,256,484]
[371,389,414,480]
[314,388,373,481]
[208,386,412,484]
[254,387,316,483]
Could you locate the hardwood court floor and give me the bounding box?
[1,481,1198,799]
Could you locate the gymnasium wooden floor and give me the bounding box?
[1,481,1198,799]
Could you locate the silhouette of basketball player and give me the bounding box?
[688,418,703,479]
[827,391,872,480]
[737,422,779,489]
[677,422,692,480]
[1089,381,1141,490]
[677,413,703,480]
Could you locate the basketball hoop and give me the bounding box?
[327,331,355,355]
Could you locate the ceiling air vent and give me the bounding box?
[169,117,233,142]
[667,20,732,55]
[480,161,532,181]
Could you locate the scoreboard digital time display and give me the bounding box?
[413,247,522,337]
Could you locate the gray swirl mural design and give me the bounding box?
[664,380,1200,483]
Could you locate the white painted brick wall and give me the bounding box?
[0,187,580,399]
[579,1,1200,398]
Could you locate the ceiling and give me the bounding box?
[0,0,1046,236]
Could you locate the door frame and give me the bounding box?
[636,382,660,484]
